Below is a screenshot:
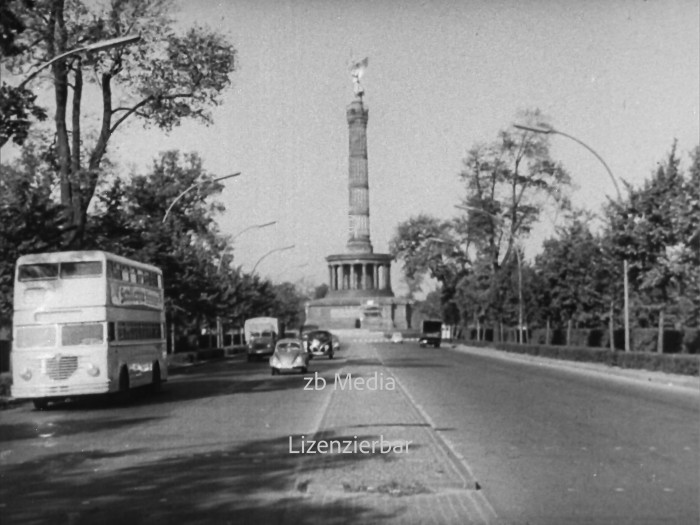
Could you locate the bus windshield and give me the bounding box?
[18,261,102,281]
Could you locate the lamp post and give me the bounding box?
[232,221,277,242]
[17,34,142,90]
[455,204,525,343]
[1,34,142,149]
[162,172,241,223]
[252,245,295,273]
[513,124,629,352]
[215,221,278,274]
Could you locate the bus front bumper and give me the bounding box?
[11,381,110,399]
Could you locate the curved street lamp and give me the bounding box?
[513,124,621,199]
[18,34,142,90]
[232,220,277,242]
[2,34,142,149]
[252,244,295,273]
[162,172,241,223]
[215,221,277,274]
[513,123,629,352]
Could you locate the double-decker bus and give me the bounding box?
[11,251,167,409]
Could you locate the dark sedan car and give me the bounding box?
[303,330,335,359]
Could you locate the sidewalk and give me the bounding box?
[282,341,498,524]
[451,343,700,392]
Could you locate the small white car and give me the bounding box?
[269,338,310,375]
[390,332,404,344]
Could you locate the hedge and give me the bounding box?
[468,327,698,354]
[460,340,699,376]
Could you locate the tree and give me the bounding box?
[4,0,237,247]
[532,211,611,328]
[86,151,229,323]
[390,214,470,324]
[390,214,469,291]
[0,139,65,316]
[455,109,571,327]
[0,0,47,147]
[313,283,329,299]
[269,282,308,329]
[603,142,700,327]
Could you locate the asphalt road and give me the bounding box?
[377,342,700,524]
[0,340,697,524]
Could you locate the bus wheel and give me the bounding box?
[151,362,162,393]
[33,398,49,410]
[116,367,131,403]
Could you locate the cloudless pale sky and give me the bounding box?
[22,0,700,294]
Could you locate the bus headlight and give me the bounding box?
[19,368,32,381]
[86,363,100,377]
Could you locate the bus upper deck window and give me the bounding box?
[60,261,102,278]
[18,263,58,281]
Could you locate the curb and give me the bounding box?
[451,343,700,392]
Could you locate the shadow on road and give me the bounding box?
[0,430,405,524]
[10,357,353,413]
[0,415,164,443]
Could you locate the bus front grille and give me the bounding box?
[44,355,78,381]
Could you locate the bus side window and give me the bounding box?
[108,322,116,342]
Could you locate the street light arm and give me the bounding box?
[252,245,295,273]
[17,34,141,90]
[515,122,630,351]
[549,130,621,200]
[162,172,240,224]
[232,220,277,241]
[514,123,621,200]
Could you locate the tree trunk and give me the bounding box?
[566,318,572,346]
[609,301,615,351]
[51,0,74,246]
[657,309,664,353]
[546,318,550,345]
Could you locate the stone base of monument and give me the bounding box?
[305,295,411,331]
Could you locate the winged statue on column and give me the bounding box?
[349,57,369,96]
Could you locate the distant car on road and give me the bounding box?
[390,332,404,344]
[419,320,443,348]
[244,317,280,361]
[303,330,335,359]
[269,338,310,375]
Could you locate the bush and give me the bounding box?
[569,329,588,348]
[633,328,658,352]
[458,339,699,376]
[587,329,606,348]
[196,348,225,360]
[662,330,684,354]
[684,329,700,354]
[551,329,566,346]
[613,352,700,375]
[530,328,548,345]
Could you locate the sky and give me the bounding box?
[10,0,700,295]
